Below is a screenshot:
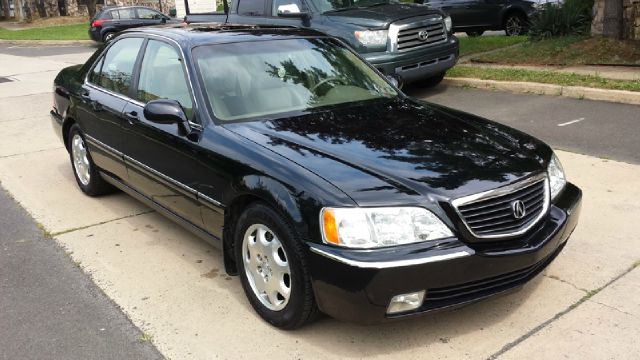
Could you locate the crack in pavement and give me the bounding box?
[50,210,156,237]
[589,300,636,317]
[0,146,65,159]
[488,261,640,360]
[543,274,589,293]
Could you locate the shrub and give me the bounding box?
[528,0,594,40]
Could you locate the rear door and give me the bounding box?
[121,38,206,228]
[77,37,145,181]
[114,7,139,31]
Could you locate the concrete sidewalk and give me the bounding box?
[0,48,639,360]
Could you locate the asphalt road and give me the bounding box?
[0,187,163,360]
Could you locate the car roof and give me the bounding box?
[121,24,329,47]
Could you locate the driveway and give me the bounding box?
[0,44,638,360]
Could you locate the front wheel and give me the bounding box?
[235,203,318,329]
[504,13,527,36]
[415,71,446,88]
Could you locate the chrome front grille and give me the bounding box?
[389,16,447,53]
[452,174,550,239]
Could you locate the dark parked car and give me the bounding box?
[89,6,177,43]
[51,25,581,329]
[185,0,459,86]
[420,0,536,36]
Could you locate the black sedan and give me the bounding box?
[51,24,581,329]
[89,6,177,43]
[421,0,536,36]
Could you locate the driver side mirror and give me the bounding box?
[277,4,309,18]
[143,99,191,134]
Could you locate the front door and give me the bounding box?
[121,38,205,228]
[78,37,144,181]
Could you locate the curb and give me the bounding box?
[0,39,96,46]
[443,77,640,106]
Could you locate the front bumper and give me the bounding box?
[307,182,581,324]
[363,36,459,83]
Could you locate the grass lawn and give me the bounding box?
[448,65,640,92]
[0,23,88,40]
[470,36,640,65]
[458,35,527,57]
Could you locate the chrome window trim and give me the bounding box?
[83,34,203,131]
[388,15,447,53]
[309,246,473,269]
[451,173,550,239]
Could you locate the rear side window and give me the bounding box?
[118,8,135,19]
[237,0,266,16]
[90,37,143,96]
[136,40,193,119]
[97,10,112,19]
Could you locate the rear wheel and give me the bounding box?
[68,124,113,196]
[466,30,484,37]
[415,71,446,88]
[235,203,318,329]
[102,31,116,43]
[504,13,527,36]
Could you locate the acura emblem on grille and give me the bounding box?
[418,30,429,41]
[511,200,526,219]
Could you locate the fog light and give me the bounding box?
[387,290,426,314]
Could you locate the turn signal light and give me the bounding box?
[321,209,339,245]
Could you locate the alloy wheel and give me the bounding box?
[71,134,91,186]
[505,16,523,36]
[242,224,292,311]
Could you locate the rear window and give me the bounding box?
[96,10,112,19]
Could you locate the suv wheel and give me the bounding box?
[504,13,527,36]
[68,124,114,196]
[415,71,446,88]
[235,203,319,329]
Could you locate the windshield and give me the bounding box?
[193,38,397,122]
[309,0,398,13]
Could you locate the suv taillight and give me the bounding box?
[91,19,106,28]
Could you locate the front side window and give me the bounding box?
[194,38,397,121]
[272,0,303,15]
[136,40,193,119]
[91,37,143,96]
[237,0,266,16]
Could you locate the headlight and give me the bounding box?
[354,30,388,47]
[444,16,452,32]
[548,153,566,200]
[321,207,453,249]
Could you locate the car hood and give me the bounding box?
[224,98,551,207]
[324,3,442,28]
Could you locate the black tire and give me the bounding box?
[68,124,114,196]
[415,71,446,88]
[466,30,484,37]
[504,13,528,36]
[102,31,116,43]
[234,203,319,329]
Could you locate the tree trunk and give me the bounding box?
[1,0,10,19]
[86,0,97,18]
[602,0,623,38]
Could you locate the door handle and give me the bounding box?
[80,92,91,102]
[124,110,138,123]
